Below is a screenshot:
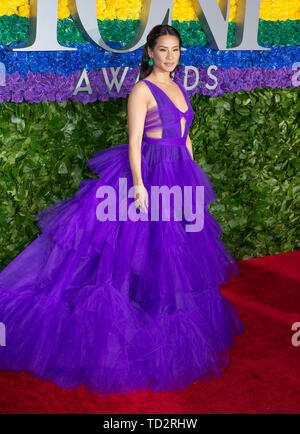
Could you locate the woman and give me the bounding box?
[0,25,244,396]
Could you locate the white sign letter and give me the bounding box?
[11,0,76,52]
[192,0,269,51]
[183,66,199,91]
[69,0,174,53]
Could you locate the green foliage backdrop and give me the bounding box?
[0,87,299,269]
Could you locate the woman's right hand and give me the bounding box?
[133,184,149,214]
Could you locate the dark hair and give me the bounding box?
[139,24,182,81]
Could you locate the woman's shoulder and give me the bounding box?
[129,79,149,96]
[129,79,152,104]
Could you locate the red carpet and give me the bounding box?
[0,250,299,414]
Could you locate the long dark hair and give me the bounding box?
[139,24,182,81]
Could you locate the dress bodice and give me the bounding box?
[141,79,194,144]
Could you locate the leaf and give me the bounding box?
[236,107,250,116]
[58,161,68,175]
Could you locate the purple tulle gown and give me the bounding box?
[0,78,244,396]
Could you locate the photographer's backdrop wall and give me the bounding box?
[0,0,299,267]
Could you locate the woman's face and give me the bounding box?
[148,35,180,73]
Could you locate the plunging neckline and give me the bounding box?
[143,79,189,114]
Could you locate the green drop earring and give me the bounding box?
[148,57,153,66]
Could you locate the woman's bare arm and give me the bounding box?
[186,133,194,160]
[127,82,149,213]
[127,82,148,186]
